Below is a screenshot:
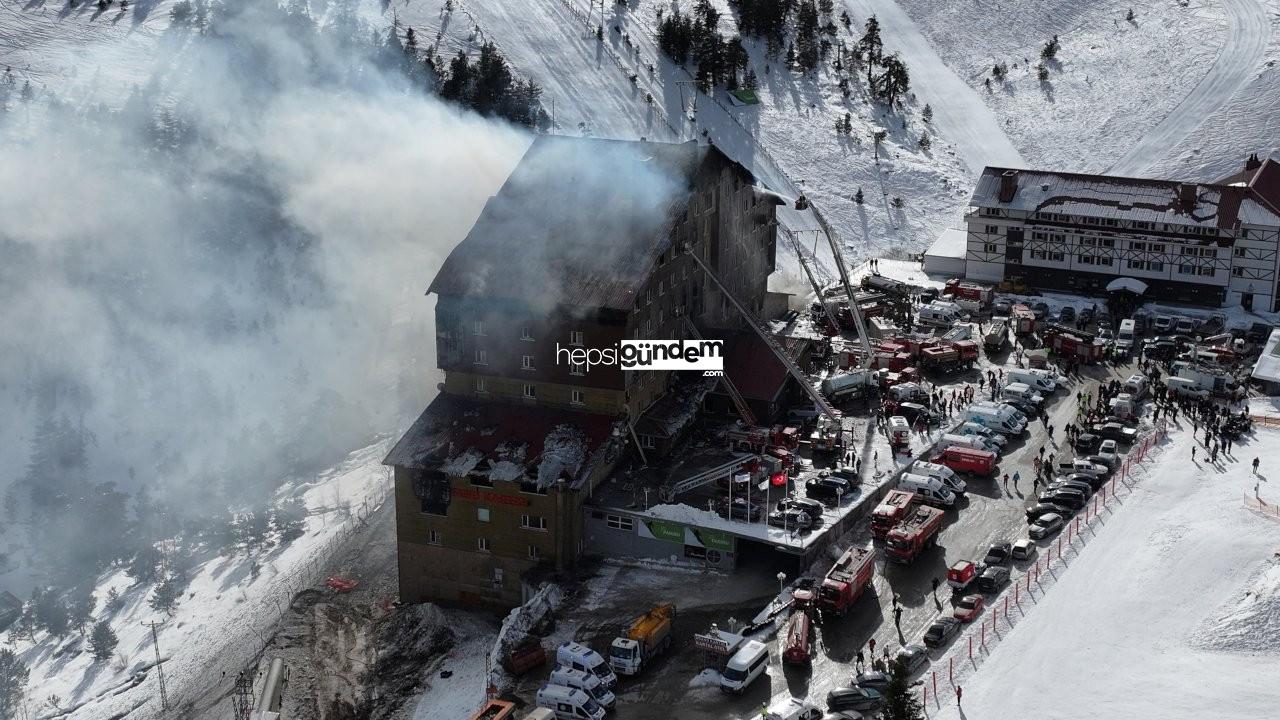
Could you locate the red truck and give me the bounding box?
[931,446,997,478]
[818,546,876,616]
[884,506,945,564]
[943,279,993,306]
[1011,305,1036,335]
[725,424,799,453]
[1042,325,1104,364]
[871,490,919,539]
[781,608,813,664]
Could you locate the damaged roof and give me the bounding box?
[383,395,620,489]
[428,136,751,311]
[970,166,1280,231]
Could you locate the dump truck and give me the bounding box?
[884,506,945,564]
[609,604,676,675]
[870,490,919,539]
[818,545,876,616]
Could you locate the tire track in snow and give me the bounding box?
[1107,0,1269,176]
[841,0,1026,173]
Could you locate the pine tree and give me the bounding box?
[148,573,182,615]
[785,42,795,68]
[859,15,883,88]
[1037,63,1050,81]
[992,62,1008,80]
[1041,35,1059,61]
[874,53,910,106]
[918,133,931,151]
[891,196,905,209]
[405,27,418,54]
[0,649,30,720]
[855,187,864,204]
[104,587,123,616]
[271,497,308,545]
[1126,8,1135,21]
[126,542,163,585]
[89,620,118,663]
[32,587,70,638]
[880,658,926,720]
[922,103,933,122]
[66,585,96,636]
[819,0,834,15]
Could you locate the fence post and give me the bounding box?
[932,671,938,698]
[949,656,954,683]
[968,635,973,659]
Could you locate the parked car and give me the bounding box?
[1047,479,1093,497]
[1032,302,1050,319]
[1058,307,1076,323]
[1093,422,1138,443]
[826,687,884,713]
[923,617,963,647]
[778,497,826,520]
[1039,488,1087,511]
[768,508,814,529]
[897,402,941,426]
[1084,453,1119,472]
[894,644,929,674]
[975,566,1011,593]
[1029,512,1065,539]
[851,671,891,691]
[1002,397,1039,417]
[1152,315,1174,332]
[766,698,825,720]
[1099,439,1119,456]
[952,594,985,623]
[1026,502,1069,522]
[983,542,1012,566]
[806,476,851,503]
[1061,471,1107,492]
[1011,539,1036,561]
[1073,433,1102,452]
[726,499,763,521]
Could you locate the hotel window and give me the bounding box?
[570,330,584,346]
[1078,255,1094,265]
[1098,257,1113,266]
[1234,247,1247,258]
[521,515,548,530]
[985,225,998,234]
[1131,242,1146,252]
[523,384,537,399]
[521,355,535,370]
[474,377,488,394]
[1049,251,1064,261]
[1032,231,1047,241]
[477,507,491,523]
[1179,264,1196,275]
[474,349,488,365]
[1151,244,1165,253]
[1128,260,1144,270]
[570,362,586,377]
[493,568,503,586]
[1198,266,1214,276]
[1233,267,1245,277]
[429,530,442,545]
[528,545,541,561]
[477,537,490,552]
[473,320,485,336]
[571,389,585,405]
[983,243,998,253]
[1148,262,1164,272]
[606,514,634,531]
[521,325,534,341]
[640,435,656,449]
[1099,238,1114,248]
[658,281,665,296]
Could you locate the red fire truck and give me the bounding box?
[870,490,919,539]
[931,446,998,477]
[818,546,876,616]
[884,506,945,564]
[943,279,993,306]
[725,424,799,453]
[781,609,813,664]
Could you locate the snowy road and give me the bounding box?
[1108,0,1269,176]
[842,0,1026,173]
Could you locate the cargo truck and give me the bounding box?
[609,604,676,675]
[818,545,876,616]
[884,506,945,563]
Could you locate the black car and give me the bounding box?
[806,476,851,503]
[1047,479,1093,497]
[1032,302,1050,320]
[1026,502,1069,522]
[1058,306,1076,323]
[1062,471,1107,491]
[851,671,891,691]
[898,402,941,426]
[827,686,884,713]
[923,617,963,647]
[779,496,826,519]
[768,508,814,529]
[1092,422,1138,443]
[1073,433,1102,452]
[1003,397,1039,417]
[975,566,1011,592]
[983,542,1012,566]
[726,499,763,521]
[1039,488,1087,511]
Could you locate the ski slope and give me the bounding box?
[930,429,1280,720]
[1108,0,1270,175]
[842,0,1025,172]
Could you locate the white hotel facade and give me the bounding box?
[962,157,1280,311]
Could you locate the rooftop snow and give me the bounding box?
[1251,329,1280,383]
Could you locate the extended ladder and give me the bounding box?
[684,247,840,422]
[779,224,841,335]
[684,317,757,426]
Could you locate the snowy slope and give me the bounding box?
[9,442,393,720]
[928,429,1280,720]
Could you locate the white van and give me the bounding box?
[549,667,617,710]
[898,473,958,507]
[964,404,1026,435]
[957,421,1008,448]
[1166,376,1209,400]
[1122,374,1148,400]
[1116,319,1136,352]
[720,640,769,693]
[940,433,1000,455]
[1006,368,1058,394]
[1001,382,1044,406]
[917,301,965,327]
[911,461,968,495]
[536,685,607,720]
[556,642,618,689]
[524,710,557,720]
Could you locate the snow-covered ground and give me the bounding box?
[8,441,393,720]
[927,428,1280,719]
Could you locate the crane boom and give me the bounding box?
[684,247,840,422]
[819,227,874,370]
[684,318,757,426]
[779,225,841,336]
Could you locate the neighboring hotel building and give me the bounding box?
[962,155,1280,310]
[384,136,781,608]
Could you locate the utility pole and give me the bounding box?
[142,620,169,711]
[232,671,255,720]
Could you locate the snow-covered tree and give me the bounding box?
[880,658,925,720]
[922,103,933,122]
[918,133,931,151]
[855,187,865,204]
[67,585,96,636]
[0,649,30,719]
[89,620,119,663]
[271,497,308,545]
[148,573,182,616]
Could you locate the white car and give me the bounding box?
[764,697,824,720]
[1011,538,1036,561]
[1029,512,1065,540]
